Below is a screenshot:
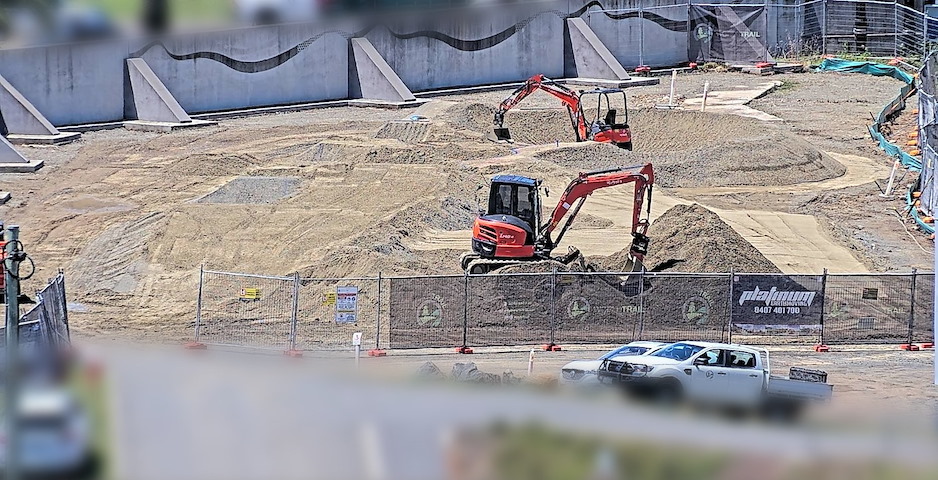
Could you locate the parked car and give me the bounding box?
[597,341,832,418]
[0,386,97,478]
[559,341,667,386]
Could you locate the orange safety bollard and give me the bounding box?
[906,139,918,146]
[908,131,919,138]
[813,344,830,352]
[910,149,921,156]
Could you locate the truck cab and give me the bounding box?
[598,341,832,415]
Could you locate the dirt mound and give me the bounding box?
[592,204,780,273]
[375,121,432,143]
[196,176,300,204]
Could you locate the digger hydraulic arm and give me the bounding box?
[494,74,588,141]
[542,164,655,257]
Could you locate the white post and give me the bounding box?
[701,81,711,112]
[669,69,677,106]
[353,332,363,369]
[527,348,535,376]
[881,159,901,196]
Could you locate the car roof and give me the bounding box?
[625,341,666,348]
[680,341,762,352]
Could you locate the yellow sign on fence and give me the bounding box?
[239,287,262,301]
[322,292,337,306]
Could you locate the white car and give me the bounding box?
[560,341,666,385]
[0,387,96,477]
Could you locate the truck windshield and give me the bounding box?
[651,343,704,361]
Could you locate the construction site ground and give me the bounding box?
[0,69,931,355]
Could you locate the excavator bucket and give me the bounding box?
[493,127,512,142]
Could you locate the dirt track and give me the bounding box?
[0,70,930,340]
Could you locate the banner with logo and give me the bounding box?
[732,274,824,331]
[688,5,770,64]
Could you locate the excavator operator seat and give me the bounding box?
[487,175,540,242]
[604,109,616,126]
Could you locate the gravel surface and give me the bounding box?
[196,176,301,204]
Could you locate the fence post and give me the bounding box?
[289,271,300,352]
[895,2,899,58]
[908,269,917,347]
[726,270,734,344]
[462,273,469,349]
[819,268,829,345]
[549,267,557,347]
[639,2,645,67]
[923,10,928,62]
[637,269,645,341]
[375,272,382,350]
[821,0,827,55]
[194,264,204,344]
[764,0,770,62]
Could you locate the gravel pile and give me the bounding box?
[196,176,301,204]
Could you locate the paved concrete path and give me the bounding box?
[682,80,782,121]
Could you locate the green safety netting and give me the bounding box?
[817,58,922,172]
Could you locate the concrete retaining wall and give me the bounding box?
[0,0,786,127]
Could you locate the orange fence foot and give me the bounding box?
[184,341,207,350]
[367,349,387,357]
[921,343,934,349]
[456,346,474,354]
[900,344,921,351]
[283,349,304,358]
[542,344,563,352]
[813,344,829,352]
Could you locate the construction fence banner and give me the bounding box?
[917,53,938,232]
[689,5,770,64]
[197,269,936,352]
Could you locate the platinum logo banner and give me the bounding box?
[732,275,824,328]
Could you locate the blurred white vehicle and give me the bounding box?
[234,0,321,25]
[559,341,666,385]
[0,387,96,477]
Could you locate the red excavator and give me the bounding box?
[493,74,633,150]
[460,163,654,274]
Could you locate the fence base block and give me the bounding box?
[283,349,304,358]
[184,341,207,350]
[900,344,921,351]
[456,346,474,354]
[921,343,934,349]
[542,344,563,352]
[813,344,830,352]
[367,349,387,357]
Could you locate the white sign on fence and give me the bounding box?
[336,286,359,324]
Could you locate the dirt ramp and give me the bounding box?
[592,204,781,273]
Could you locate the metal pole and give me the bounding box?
[289,272,300,351]
[462,274,469,349]
[375,272,382,350]
[819,268,829,345]
[764,0,770,63]
[194,265,204,343]
[701,81,710,112]
[908,269,917,348]
[639,3,645,67]
[821,0,827,55]
[895,2,899,58]
[726,270,734,344]
[637,270,645,340]
[5,224,21,480]
[549,267,557,347]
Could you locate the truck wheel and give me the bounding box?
[655,378,683,405]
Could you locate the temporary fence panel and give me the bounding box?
[197,270,295,351]
[731,274,825,345]
[388,275,466,349]
[639,273,729,343]
[823,274,915,344]
[912,273,935,343]
[553,272,642,346]
[466,273,552,347]
[919,53,938,224]
[688,5,770,64]
[294,277,379,351]
[824,0,899,56]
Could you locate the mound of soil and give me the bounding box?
[592,204,781,273]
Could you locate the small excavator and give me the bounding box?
[493,74,633,150]
[460,163,654,275]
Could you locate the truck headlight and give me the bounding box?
[631,364,654,374]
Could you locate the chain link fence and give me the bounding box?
[195,268,935,352]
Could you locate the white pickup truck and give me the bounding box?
[597,341,832,417]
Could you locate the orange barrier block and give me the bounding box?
[542,344,563,352]
[456,346,474,354]
[284,349,303,358]
[367,349,387,357]
[184,341,207,350]
[813,344,830,352]
[900,344,921,351]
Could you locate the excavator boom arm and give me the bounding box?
[542,163,655,255]
[495,74,588,141]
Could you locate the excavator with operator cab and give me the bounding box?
[492,74,633,150]
[460,163,654,275]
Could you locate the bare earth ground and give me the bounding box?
[0,70,934,404]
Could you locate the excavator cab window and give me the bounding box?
[582,89,628,129]
[488,181,539,236]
